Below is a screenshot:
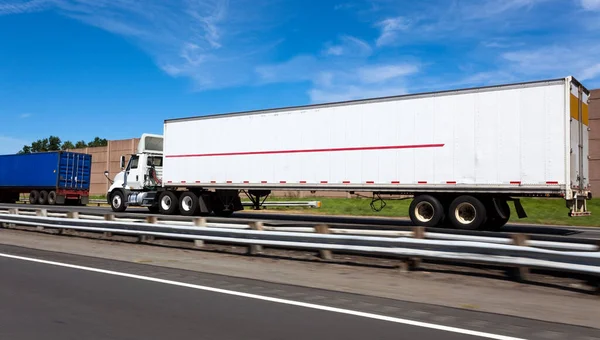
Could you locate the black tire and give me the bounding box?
[38,190,49,205]
[47,191,57,205]
[179,191,199,216]
[29,190,40,205]
[408,195,445,227]
[110,190,127,212]
[158,191,179,215]
[484,199,511,231]
[448,195,487,230]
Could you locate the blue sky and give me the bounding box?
[1,0,600,154]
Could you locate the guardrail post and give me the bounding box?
[8,208,18,215]
[315,224,333,260]
[67,211,79,219]
[510,234,529,282]
[399,226,425,272]
[103,214,115,238]
[36,209,47,231]
[193,218,207,248]
[139,216,157,243]
[248,222,264,255]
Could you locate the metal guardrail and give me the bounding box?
[86,199,321,208]
[1,208,599,281]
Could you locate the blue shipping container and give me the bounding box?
[0,151,91,192]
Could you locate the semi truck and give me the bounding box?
[105,76,592,230]
[0,151,92,205]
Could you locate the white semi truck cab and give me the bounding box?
[105,133,244,216]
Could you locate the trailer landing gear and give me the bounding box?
[243,190,271,210]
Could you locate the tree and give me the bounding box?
[48,136,61,151]
[87,137,108,147]
[61,141,75,150]
[75,140,87,148]
[15,135,107,154]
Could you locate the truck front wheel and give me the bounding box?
[110,190,127,212]
[159,191,179,215]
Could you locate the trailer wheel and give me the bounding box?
[159,191,179,215]
[38,190,49,205]
[483,199,511,231]
[47,191,57,205]
[408,195,445,227]
[179,191,199,216]
[448,195,487,230]
[110,190,127,212]
[29,190,40,205]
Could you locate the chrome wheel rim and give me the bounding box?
[455,202,476,224]
[414,201,434,223]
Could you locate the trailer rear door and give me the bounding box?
[569,78,590,196]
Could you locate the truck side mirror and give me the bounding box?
[104,170,114,184]
[120,155,125,169]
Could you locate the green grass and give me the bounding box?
[258,196,600,227]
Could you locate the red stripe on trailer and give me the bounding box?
[195,181,201,183]
[280,181,287,183]
[391,181,400,184]
[447,181,456,184]
[546,181,559,185]
[320,181,328,184]
[418,181,427,184]
[343,181,351,184]
[299,181,307,184]
[510,181,521,185]
[366,181,375,184]
[261,181,268,183]
[226,181,232,184]
[243,181,250,184]
[167,181,173,183]
[181,181,187,183]
[210,181,216,184]
[166,143,445,158]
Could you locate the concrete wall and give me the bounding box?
[69,138,139,196]
[590,89,600,193]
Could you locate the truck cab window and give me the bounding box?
[127,155,139,170]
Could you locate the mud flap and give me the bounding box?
[510,199,527,219]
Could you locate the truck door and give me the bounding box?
[125,155,144,190]
[569,79,590,197]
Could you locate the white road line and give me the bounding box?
[0,252,526,340]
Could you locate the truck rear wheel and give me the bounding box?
[179,191,199,216]
[159,191,179,215]
[409,195,445,227]
[29,190,39,205]
[47,191,57,205]
[448,195,487,230]
[110,190,127,212]
[38,190,49,205]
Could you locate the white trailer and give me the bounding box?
[106,76,591,230]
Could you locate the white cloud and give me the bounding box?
[375,16,410,47]
[0,0,280,90]
[323,35,372,57]
[500,43,600,85]
[580,0,600,10]
[358,64,418,83]
[0,0,49,15]
[0,135,28,154]
[19,113,31,118]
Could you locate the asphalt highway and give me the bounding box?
[2,203,600,240]
[1,245,598,340]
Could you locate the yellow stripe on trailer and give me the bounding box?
[570,94,589,125]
